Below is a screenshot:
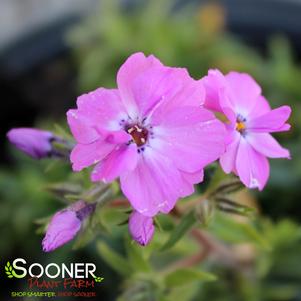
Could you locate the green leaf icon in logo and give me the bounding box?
[5,262,14,278]
[93,275,104,283]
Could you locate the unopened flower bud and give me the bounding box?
[196,199,214,227]
[7,128,58,159]
[42,200,95,252]
[128,211,155,246]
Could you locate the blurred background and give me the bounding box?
[1,0,301,300]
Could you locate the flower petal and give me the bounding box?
[247,105,291,133]
[248,95,271,119]
[180,169,204,196]
[246,133,290,158]
[118,53,204,119]
[91,144,138,183]
[235,137,270,190]
[225,72,261,116]
[202,69,226,112]
[105,130,132,144]
[67,109,100,144]
[70,140,116,171]
[220,131,240,173]
[182,169,204,185]
[117,52,162,118]
[131,66,185,117]
[120,148,188,217]
[148,72,205,124]
[76,88,127,131]
[67,88,128,144]
[151,106,225,173]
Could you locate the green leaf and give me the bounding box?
[97,241,132,276]
[165,268,216,287]
[34,215,52,225]
[210,178,244,196]
[240,222,270,250]
[45,183,82,199]
[91,210,111,233]
[125,237,152,273]
[72,227,95,250]
[195,199,214,227]
[205,165,227,195]
[155,214,175,232]
[8,275,13,278]
[101,208,128,229]
[209,212,270,250]
[160,211,196,251]
[53,123,73,140]
[165,282,200,301]
[215,196,256,217]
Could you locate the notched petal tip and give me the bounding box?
[128,211,155,246]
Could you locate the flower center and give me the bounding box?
[127,124,148,147]
[236,121,246,133]
[235,115,247,134]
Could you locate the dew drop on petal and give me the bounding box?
[250,177,259,189]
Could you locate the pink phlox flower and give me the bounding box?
[67,53,226,216]
[202,69,291,190]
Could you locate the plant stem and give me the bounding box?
[168,205,239,270]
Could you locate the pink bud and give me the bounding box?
[128,211,155,246]
[7,128,55,159]
[42,200,95,252]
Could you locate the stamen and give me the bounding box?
[126,124,148,147]
[236,115,247,134]
[135,125,143,133]
[236,121,246,132]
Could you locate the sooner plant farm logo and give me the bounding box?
[4,258,104,298]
